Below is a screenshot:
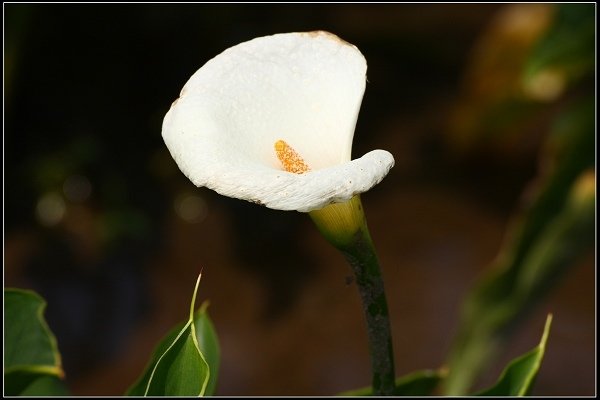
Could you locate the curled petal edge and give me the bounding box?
[191,149,394,212]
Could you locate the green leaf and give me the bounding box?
[5,371,70,396]
[4,288,67,396]
[144,323,208,396]
[126,322,186,396]
[476,314,553,396]
[194,302,220,396]
[126,274,220,396]
[4,289,63,374]
[339,369,446,396]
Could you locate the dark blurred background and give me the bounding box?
[4,4,595,396]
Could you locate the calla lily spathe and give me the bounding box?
[162,31,394,212]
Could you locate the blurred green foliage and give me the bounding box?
[523,4,595,87]
[443,3,595,395]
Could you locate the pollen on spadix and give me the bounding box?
[274,140,311,174]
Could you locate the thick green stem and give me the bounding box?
[344,229,396,395]
[310,196,396,395]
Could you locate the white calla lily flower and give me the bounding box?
[163,31,398,394]
[162,31,394,212]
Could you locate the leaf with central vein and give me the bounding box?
[143,326,207,396]
[476,314,553,396]
[193,303,220,396]
[126,275,219,396]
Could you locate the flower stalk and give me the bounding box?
[310,196,396,396]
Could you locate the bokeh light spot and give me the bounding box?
[524,69,566,102]
[174,193,208,223]
[36,192,66,226]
